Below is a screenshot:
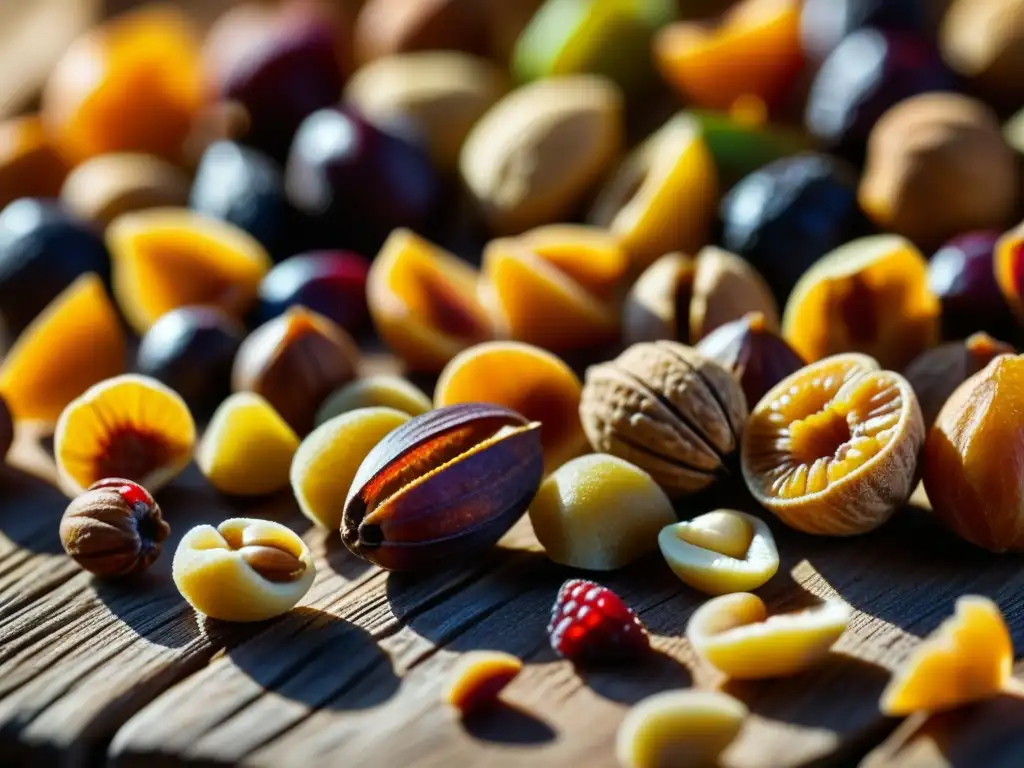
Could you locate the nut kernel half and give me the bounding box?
[879,595,1012,716]
[529,454,676,570]
[291,407,412,530]
[172,518,315,622]
[659,511,779,595]
[343,403,544,570]
[687,592,852,679]
[445,650,523,714]
[616,690,748,768]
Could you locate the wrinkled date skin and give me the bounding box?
[342,403,543,570]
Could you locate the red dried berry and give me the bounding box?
[548,579,650,663]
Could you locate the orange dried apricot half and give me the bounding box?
[0,115,69,210]
[741,353,924,535]
[55,374,196,496]
[880,596,1012,716]
[783,235,940,371]
[480,226,625,353]
[435,341,586,474]
[923,354,1024,552]
[106,208,272,335]
[367,229,493,372]
[41,4,203,165]
[0,273,125,424]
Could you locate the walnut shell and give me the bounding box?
[579,341,748,498]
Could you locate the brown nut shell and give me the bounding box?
[579,341,748,498]
[60,152,190,226]
[342,403,543,570]
[624,247,778,346]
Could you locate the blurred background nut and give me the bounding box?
[353,0,489,63]
[799,0,931,62]
[624,247,778,347]
[528,453,676,570]
[315,376,431,427]
[342,403,543,570]
[60,478,169,579]
[0,116,69,212]
[859,93,1019,250]
[0,395,12,462]
[232,305,359,436]
[588,113,717,270]
[903,333,1014,429]
[460,75,624,235]
[344,51,508,174]
[940,0,1024,109]
[579,341,748,499]
[696,311,806,408]
[61,153,191,227]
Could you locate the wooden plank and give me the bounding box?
[107,495,1024,768]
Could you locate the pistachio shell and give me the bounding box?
[342,403,543,570]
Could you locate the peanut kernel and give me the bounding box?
[615,690,747,768]
[687,593,851,679]
[445,650,523,714]
[659,511,779,596]
[172,518,315,622]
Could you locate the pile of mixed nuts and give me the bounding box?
[2,0,1024,763]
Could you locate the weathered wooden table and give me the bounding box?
[3,399,1024,768]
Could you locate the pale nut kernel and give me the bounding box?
[528,454,677,571]
[879,595,1013,717]
[615,689,748,768]
[687,593,852,680]
[172,518,315,622]
[658,510,779,596]
[445,650,523,714]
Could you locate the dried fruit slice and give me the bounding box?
[687,592,852,679]
[435,340,586,474]
[445,651,523,714]
[741,353,924,535]
[197,393,300,497]
[0,273,125,424]
[658,510,779,595]
[107,208,272,335]
[481,236,620,353]
[880,596,1012,716]
[367,229,492,372]
[315,376,432,426]
[517,225,629,301]
[783,235,940,370]
[291,407,411,530]
[55,374,196,495]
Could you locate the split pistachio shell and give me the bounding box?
[172,518,315,622]
[291,407,412,530]
[687,592,852,679]
[528,454,676,570]
[196,392,299,496]
[659,510,779,595]
[616,690,748,768]
[343,403,543,570]
[314,376,432,427]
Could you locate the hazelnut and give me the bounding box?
[940,0,1024,109]
[60,478,170,579]
[232,306,360,436]
[623,248,778,347]
[903,333,1015,429]
[859,93,1018,249]
[579,341,748,498]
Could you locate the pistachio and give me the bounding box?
[342,403,544,570]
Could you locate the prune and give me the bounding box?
[285,108,439,255]
[800,0,927,60]
[136,306,245,419]
[254,251,370,333]
[190,141,289,257]
[719,153,873,302]
[0,199,110,338]
[205,1,351,161]
[929,231,1017,341]
[805,29,956,161]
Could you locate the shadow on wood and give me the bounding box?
[461,701,557,746]
[579,647,692,705]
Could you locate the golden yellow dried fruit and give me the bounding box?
[315,376,432,427]
[445,650,523,714]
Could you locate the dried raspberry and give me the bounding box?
[548,579,650,663]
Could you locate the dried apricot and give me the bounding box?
[55,374,196,496]
[0,274,125,424]
[742,353,924,535]
[435,341,586,474]
[783,235,940,370]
